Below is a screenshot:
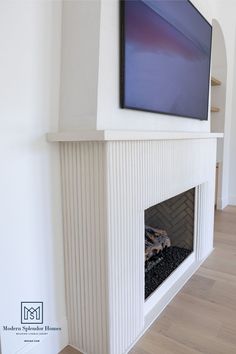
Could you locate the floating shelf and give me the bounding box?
[211,77,222,86]
[211,106,220,113]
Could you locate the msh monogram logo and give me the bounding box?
[21,302,43,324]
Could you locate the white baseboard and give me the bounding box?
[217,197,228,210]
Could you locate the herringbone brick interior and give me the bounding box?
[145,188,195,250]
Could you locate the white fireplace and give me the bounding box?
[48,130,221,354]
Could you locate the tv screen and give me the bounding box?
[120,0,212,120]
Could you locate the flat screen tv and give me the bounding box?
[120,0,212,120]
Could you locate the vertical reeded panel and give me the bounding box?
[60,138,217,354]
[60,142,109,354]
[106,141,144,354]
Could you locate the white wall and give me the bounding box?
[228,32,236,205]
[217,0,236,207]
[59,0,101,131]
[0,1,67,353]
[210,18,227,209]
[210,0,236,207]
[211,20,227,162]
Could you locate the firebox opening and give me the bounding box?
[145,188,195,299]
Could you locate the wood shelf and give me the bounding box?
[211,77,222,86]
[211,77,221,114]
[211,106,220,113]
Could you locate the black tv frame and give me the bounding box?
[120,0,213,121]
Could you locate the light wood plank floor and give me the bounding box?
[60,346,80,354]
[60,206,236,354]
[59,345,81,354]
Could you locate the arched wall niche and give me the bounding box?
[211,19,227,209]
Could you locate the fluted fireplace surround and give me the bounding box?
[48,130,222,354]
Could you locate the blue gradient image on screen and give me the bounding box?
[122,0,212,120]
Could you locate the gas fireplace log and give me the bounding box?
[145,226,171,261]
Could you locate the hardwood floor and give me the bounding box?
[59,345,81,354]
[60,207,236,354]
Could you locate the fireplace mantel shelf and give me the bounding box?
[47,130,223,142]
